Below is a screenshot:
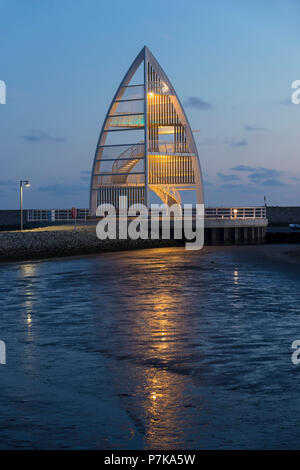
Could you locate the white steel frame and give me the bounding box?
[89,46,204,215]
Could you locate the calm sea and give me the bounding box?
[0,246,300,449]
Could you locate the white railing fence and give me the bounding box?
[27,208,89,222]
[27,206,267,221]
[204,207,266,219]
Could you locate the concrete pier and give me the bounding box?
[3,206,299,231]
[0,216,268,262]
[0,206,269,262]
[204,218,268,245]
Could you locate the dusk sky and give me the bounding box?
[1,0,299,209]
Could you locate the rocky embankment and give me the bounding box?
[0,226,180,262]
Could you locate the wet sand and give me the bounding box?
[1,244,300,449]
[0,225,181,262]
[254,244,300,265]
[1,222,300,264]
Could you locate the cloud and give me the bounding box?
[184,96,212,110]
[218,183,259,193]
[218,173,240,182]
[232,165,280,177]
[0,179,18,192]
[36,183,87,195]
[244,125,268,132]
[260,178,285,186]
[248,169,281,181]
[80,171,90,175]
[21,131,66,143]
[275,98,293,106]
[0,179,15,186]
[231,165,285,186]
[229,138,248,148]
[231,165,257,172]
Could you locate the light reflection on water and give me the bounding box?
[0,246,300,449]
[113,263,193,449]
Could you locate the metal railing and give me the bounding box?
[27,208,89,222]
[148,141,189,154]
[112,143,144,173]
[27,206,267,221]
[204,207,266,219]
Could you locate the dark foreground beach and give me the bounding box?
[0,244,300,449]
[0,225,179,262]
[252,244,300,266]
[0,224,299,264]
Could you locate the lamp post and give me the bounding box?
[20,180,31,231]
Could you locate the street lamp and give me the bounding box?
[20,180,31,231]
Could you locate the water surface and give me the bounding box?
[0,246,300,449]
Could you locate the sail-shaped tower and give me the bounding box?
[90,46,204,215]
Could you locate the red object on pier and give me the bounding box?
[71,207,77,219]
